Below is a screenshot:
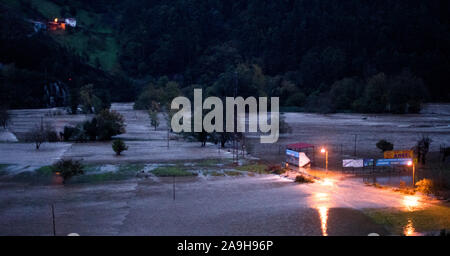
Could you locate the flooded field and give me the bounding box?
[246,103,450,164]
[1,174,435,236]
[0,103,449,236]
[0,103,232,170]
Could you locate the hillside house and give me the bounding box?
[48,18,65,30]
[47,18,76,31]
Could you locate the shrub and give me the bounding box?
[62,126,77,141]
[83,118,98,141]
[112,139,128,155]
[62,110,126,142]
[52,159,84,183]
[295,174,315,183]
[96,109,125,141]
[46,130,60,142]
[416,178,434,195]
[266,164,287,175]
[376,139,394,152]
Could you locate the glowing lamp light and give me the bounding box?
[403,195,420,211]
[407,160,413,166]
[320,148,326,153]
[54,18,58,23]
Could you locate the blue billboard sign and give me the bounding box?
[376,158,412,167]
[363,159,374,167]
[286,149,299,158]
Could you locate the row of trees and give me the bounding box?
[134,64,428,116]
[23,109,126,150]
[3,1,448,112]
[118,0,450,103]
[135,70,293,148]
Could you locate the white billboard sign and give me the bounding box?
[343,159,364,168]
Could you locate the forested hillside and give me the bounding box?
[1,0,449,113]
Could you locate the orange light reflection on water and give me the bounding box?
[317,206,329,236]
[314,192,330,236]
[403,219,419,236]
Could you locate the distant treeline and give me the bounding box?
[1,0,449,113]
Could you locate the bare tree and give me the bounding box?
[164,108,175,148]
[148,110,160,131]
[25,119,55,150]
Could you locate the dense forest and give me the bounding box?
[1,0,449,113]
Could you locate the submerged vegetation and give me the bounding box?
[294,174,315,184]
[51,159,84,183]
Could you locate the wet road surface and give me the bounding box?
[0,175,408,236]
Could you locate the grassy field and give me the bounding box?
[152,166,197,177]
[364,205,450,235]
[11,165,54,184]
[236,163,271,174]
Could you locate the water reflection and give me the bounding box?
[401,195,422,236]
[403,219,418,236]
[317,206,329,236]
[319,178,334,186]
[314,192,330,236]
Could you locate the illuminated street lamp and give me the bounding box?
[320,147,328,170]
[407,160,415,188]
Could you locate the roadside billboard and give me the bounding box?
[286,149,311,167]
[376,158,412,167]
[343,159,364,168]
[363,159,374,167]
[384,150,414,159]
[343,159,374,168]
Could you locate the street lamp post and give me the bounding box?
[321,147,328,170]
[407,160,415,188]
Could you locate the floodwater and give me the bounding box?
[0,173,434,236]
[245,103,450,162]
[0,103,448,235]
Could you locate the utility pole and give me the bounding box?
[51,204,56,236]
[173,176,175,200]
[233,71,239,164]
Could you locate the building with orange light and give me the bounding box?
[47,17,76,31]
